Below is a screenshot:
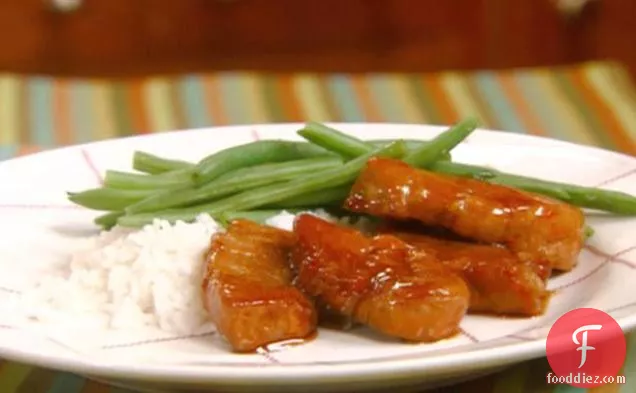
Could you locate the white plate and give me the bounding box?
[0,123,635,393]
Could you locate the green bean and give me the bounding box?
[298,120,465,166]
[193,140,334,185]
[431,161,636,215]
[104,169,194,190]
[294,121,634,214]
[298,122,374,158]
[133,139,434,180]
[133,151,194,175]
[68,188,157,211]
[402,117,479,167]
[125,156,343,214]
[369,140,451,161]
[369,140,424,150]
[118,141,407,227]
[266,185,351,208]
[94,211,124,230]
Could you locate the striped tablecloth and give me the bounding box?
[0,61,635,393]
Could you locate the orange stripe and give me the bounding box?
[497,73,547,136]
[202,75,229,125]
[277,75,304,121]
[350,75,383,122]
[53,81,72,145]
[17,145,40,156]
[420,75,458,124]
[567,68,636,154]
[128,80,149,134]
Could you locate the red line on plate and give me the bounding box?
[606,300,636,314]
[595,167,636,187]
[81,149,103,185]
[586,244,636,269]
[554,256,610,291]
[553,245,636,291]
[459,327,479,343]
[101,331,216,350]
[508,334,535,342]
[609,245,636,269]
[251,129,261,141]
[257,348,281,364]
[584,244,609,258]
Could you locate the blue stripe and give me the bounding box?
[327,75,365,122]
[70,82,92,143]
[474,72,526,133]
[179,76,211,128]
[514,73,570,142]
[0,146,17,161]
[217,73,248,124]
[28,78,55,146]
[47,373,86,393]
[367,75,404,122]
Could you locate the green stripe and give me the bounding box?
[112,83,132,137]
[109,387,135,393]
[405,75,443,124]
[27,78,54,147]
[261,75,286,122]
[0,363,32,393]
[315,77,340,121]
[551,71,614,149]
[48,373,85,393]
[16,367,57,393]
[168,79,187,129]
[461,76,499,129]
[524,359,554,393]
[492,363,529,393]
[367,75,405,122]
[70,82,93,143]
[514,73,572,142]
[217,73,248,124]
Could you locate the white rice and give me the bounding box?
[19,210,370,336]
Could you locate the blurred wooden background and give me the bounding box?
[0,0,634,76]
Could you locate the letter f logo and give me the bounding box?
[572,324,603,368]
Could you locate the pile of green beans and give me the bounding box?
[67,118,636,230]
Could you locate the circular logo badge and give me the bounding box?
[546,308,626,388]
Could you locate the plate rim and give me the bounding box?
[2,121,636,168]
[1,122,635,385]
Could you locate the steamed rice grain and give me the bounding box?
[21,214,221,335]
[20,210,369,335]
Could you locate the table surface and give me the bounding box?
[0,61,635,393]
